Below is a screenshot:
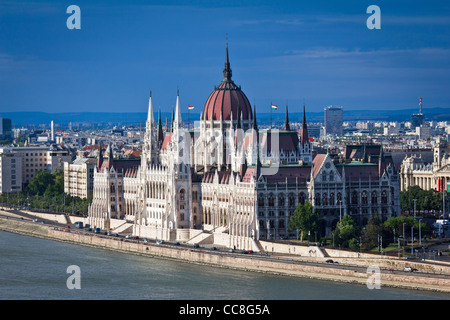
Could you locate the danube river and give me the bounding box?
[0,231,448,300]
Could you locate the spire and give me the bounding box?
[174,89,182,127]
[252,104,258,130]
[147,90,154,125]
[223,36,232,82]
[157,107,163,145]
[97,144,103,170]
[300,103,309,146]
[284,103,291,131]
[105,142,114,169]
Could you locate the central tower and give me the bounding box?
[196,44,253,171]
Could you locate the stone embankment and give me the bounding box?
[1,214,450,293]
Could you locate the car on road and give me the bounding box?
[404,267,417,272]
[246,250,253,254]
[193,244,200,248]
[210,246,217,250]
[175,242,180,246]
[325,259,334,263]
[156,240,164,244]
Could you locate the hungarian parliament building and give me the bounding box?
[88,47,401,250]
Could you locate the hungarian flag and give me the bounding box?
[188,106,194,110]
[271,104,278,110]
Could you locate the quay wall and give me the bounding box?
[1,216,450,293]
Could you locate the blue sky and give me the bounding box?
[1,0,450,116]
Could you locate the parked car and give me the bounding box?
[325,259,334,263]
[404,267,414,272]
[246,250,253,254]
[133,236,139,240]
[156,240,164,244]
[210,246,217,250]
[193,244,200,248]
[174,242,180,246]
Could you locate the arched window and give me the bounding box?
[278,194,285,206]
[361,191,368,205]
[371,191,377,205]
[322,171,327,181]
[352,191,358,205]
[322,193,328,206]
[179,189,185,201]
[298,192,305,205]
[268,194,275,207]
[329,193,335,206]
[381,191,388,204]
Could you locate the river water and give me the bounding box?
[0,231,448,300]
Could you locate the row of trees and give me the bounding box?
[0,169,92,216]
[288,201,431,251]
[401,185,447,213]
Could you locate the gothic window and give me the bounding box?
[315,193,321,206]
[298,192,305,205]
[278,194,285,206]
[352,191,358,205]
[279,219,285,228]
[329,172,334,181]
[361,191,368,205]
[179,189,185,201]
[381,191,388,204]
[258,194,265,206]
[268,194,275,207]
[372,191,377,205]
[322,193,328,206]
[288,193,295,207]
[322,171,327,182]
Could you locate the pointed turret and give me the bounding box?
[97,144,103,170]
[157,107,164,146]
[223,39,232,82]
[284,104,291,131]
[146,90,155,128]
[105,142,114,169]
[300,103,309,146]
[174,89,182,127]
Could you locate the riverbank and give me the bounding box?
[1,212,450,294]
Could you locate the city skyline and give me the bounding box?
[1,0,450,116]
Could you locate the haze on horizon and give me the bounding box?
[0,0,449,117]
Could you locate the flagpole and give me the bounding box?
[270,101,272,130]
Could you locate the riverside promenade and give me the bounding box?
[1,208,450,294]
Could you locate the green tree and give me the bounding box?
[288,201,319,242]
[333,215,360,248]
[26,171,55,196]
[362,216,394,251]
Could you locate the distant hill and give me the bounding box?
[1,107,449,127]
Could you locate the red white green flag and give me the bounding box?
[271,104,278,109]
[188,106,194,110]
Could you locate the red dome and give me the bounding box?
[202,46,252,122]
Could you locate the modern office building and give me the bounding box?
[324,106,343,136]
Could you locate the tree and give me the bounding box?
[333,215,360,248]
[26,171,55,196]
[288,201,319,242]
[362,216,394,251]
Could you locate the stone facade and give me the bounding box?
[88,48,401,249]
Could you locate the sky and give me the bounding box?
[1,0,450,117]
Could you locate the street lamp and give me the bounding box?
[413,198,417,219]
[403,222,406,256]
[419,219,422,247]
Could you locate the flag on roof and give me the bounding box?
[271,104,278,109]
[188,106,194,110]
